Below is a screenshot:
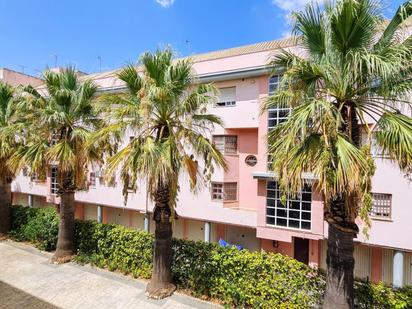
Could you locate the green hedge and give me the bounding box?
[8,205,412,308]
[10,205,59,251]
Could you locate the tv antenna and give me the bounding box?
[97,56,102,72]
[185,40,192,55]
[18,65,27,74]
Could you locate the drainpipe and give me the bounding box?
[28,194,33,208]
[204,222,211,243]
[144,213,150,232]
[393,250,405,288]
[97,205,103,223]
[143,190,150,232]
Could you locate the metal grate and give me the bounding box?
[213,135,237,154]
[50,166,58,195]
[211,182,237,201]
[370,193,392,219]
[89,172,96,188]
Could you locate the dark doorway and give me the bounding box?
[294,237,309,264]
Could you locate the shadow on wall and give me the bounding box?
[0,280,58,309]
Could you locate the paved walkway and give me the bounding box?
[0,241,221,309]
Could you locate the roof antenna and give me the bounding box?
[97,56,102,72]
[185,40,192,55]
[51,53,58,68]
[18,65,27,74]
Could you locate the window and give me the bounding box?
[370,193,392,219]
[215,87,236,107]
[266,181,312,230]
[30,173,40,182]
[269,75,281,95]
[268,108,291,129]
[212,135,237,154]
[211,182,237,201]
[267,75,290,171]
[89,172,96,188]
[50,166,58,195]
[50,130,59,146]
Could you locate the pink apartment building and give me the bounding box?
[8,37,412,288]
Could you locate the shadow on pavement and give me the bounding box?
[0,280,58,309]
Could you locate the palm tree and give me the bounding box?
[265,1,412,308]
[92,49,226,298]
[10,68,103,262]
[0,82,24,235]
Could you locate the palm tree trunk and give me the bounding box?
[146,184,176,299]
[323,222,356,308]
[51,191,75,263]
[0,178,11,235]
[323,104,360,308]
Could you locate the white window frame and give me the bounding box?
[266,181,312,230]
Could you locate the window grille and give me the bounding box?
[212,135,237,154]
[50,166,58,195]
[370,193,392,219]
[211,182,237,201]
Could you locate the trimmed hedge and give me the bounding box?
[10,205,59,251]
[8,205,412,308]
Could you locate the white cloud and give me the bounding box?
[154,0,175,8]
[272,0,321,37]
[272,0,319,13]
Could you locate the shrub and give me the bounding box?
[354,281,412,309]
[9,205,412,308]
[10,205,59,251]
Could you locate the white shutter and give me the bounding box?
[218,87,236,103]
[354,244,371,280]
[382,249,393,284]
[404,252,412,286]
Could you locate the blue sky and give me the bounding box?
[0,0,405,76]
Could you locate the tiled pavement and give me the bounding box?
[0,241,221,309]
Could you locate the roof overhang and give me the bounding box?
[252,171,318,180]
[96,65,271,94]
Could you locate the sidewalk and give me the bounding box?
[0,240,221,309]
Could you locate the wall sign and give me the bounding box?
[245,155,257,167]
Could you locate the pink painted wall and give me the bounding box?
[0,68,43,87]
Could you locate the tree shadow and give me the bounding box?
[0,280,58,309]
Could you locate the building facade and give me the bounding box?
[9,37,412,287]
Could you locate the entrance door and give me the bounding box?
[294,237,309,265]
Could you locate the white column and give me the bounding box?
[144,213,150,232]
[28,194,33,208]
[204,222,211,243]
[97,205,103,223]
[393,250,405,288]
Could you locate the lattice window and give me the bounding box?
[50,166,58,195]
[266,181,312,230]
[89,172,96,188]
[212,135,237,154]
[370,193,392,219]
[211,182,237,201]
